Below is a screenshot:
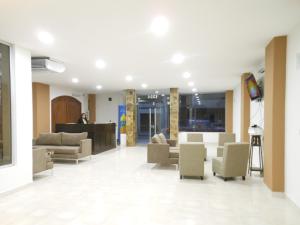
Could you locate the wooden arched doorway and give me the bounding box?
[51,96,81,132]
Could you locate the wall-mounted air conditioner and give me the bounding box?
[31,57,66,73]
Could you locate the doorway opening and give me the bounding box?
[136,90,170,144]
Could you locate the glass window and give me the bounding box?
[0,43,12,166]
[179,93,225,132]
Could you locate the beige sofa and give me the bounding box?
[212,143,249,181]
[33,147,53,175]
[33,132,92,164]
[147,133,179,165]
[186,133,207,160]
[217,133,236,157]
[179,143,206,180]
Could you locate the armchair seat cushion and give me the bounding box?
[212,157,223,174]
[169,149,179,158]
[170,146,179,151]
[217,146,224,157]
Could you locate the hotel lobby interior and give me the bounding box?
[1,1,300,224]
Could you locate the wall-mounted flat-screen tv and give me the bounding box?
[245,74,262,101]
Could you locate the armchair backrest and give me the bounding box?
[187,133,203,142]
[179,143,205,176]
[218,133,236,146]
[223,143,249,177]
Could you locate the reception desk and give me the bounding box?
[56,123,116,154]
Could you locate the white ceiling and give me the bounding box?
[1,0,300,93]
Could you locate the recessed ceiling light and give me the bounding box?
[155,90,159,94]
[195,93,198,96]
[150,16,169,37]
[188,81,194,87]
[171,53,185,64]
[125,75,133,81]
[182,72,191,79]
[37,31,54,45]
[72,78,79,83]
[161,94,165,97]
[141,83,148,88]
[95,59,106,69]
[192,88,197,92]
[96,85,102,90]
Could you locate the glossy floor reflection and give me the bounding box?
[0,145,299,225]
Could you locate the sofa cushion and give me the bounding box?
[35,145,80,154]
[61,132,88,146]
[151,134,161,144]
[36,133,62,146]
[47,146,80,154]
[158,133,167,144]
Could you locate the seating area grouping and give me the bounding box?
[147,132,250,181]
[32,132,92,175]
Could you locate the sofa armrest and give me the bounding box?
[33,148,47,174]
[79,139,92,156]
[167,139,177,147]
[147,143,170,163]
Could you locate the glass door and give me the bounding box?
[137,90,169,144]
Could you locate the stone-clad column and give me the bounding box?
[125,89,136,146]
[170,88,179,141]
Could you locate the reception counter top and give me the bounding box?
[55,123,116,154]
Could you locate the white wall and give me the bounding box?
[49,85,88,113]
[178,132,219,144]
[0,46,33,193]
[233,84,241,142]
[285,23,300,207]
[96,92,125,123]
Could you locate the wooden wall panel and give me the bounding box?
[241,73,251,142]
[264,36,286,192]
[88,94,96,123]
[32,83,50,138]
[225,90,233,133]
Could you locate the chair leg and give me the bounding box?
[180,175,183,179]
[213,172,216,176]
[242,176,246,181]
[200,176,203,180]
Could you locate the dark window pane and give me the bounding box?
[0,43,12,166]
[179,93,225,132]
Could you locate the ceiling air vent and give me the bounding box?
[31,57,66,73]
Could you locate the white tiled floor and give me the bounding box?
[0,144,300,225]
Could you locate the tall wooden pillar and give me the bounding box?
[125,89,136,146]
[240,73,251,142]
[225,90,233,133]
[170,88,179,141]
[264,36,287,192]
[32,82,50,138]
[88,94,96,123]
